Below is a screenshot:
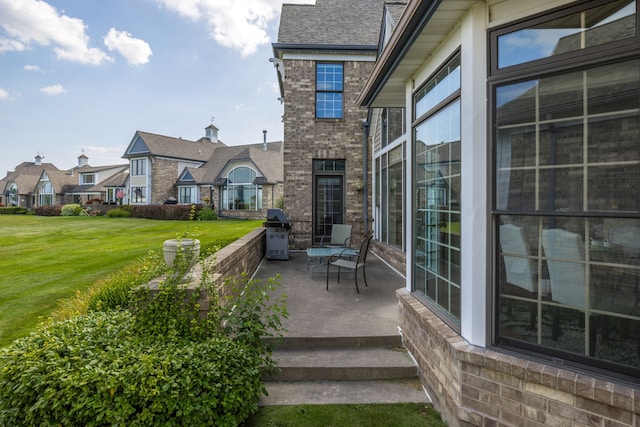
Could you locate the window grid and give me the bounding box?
[316,63,343,119]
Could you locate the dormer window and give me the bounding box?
[81,173,95,185]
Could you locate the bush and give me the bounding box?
[51,251,166,320]
[61,204,85,216]
[197,206,217,221]
[130,204,201,220]
[35,205,62,216]
[106,208,131,218]
[0,311,265,426]
[1,253,288,426]
[0,206,29,215]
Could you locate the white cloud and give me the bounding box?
[0,0,112,65]
[0,37,27,52]
[153,0,315,56]
[0,87,9,99]
[104,28,152,65]
[24,64,42,71]
[40,84,66,95]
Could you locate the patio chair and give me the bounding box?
[542,228,597,356]
[326,235,372,293]
[320,224,352,248]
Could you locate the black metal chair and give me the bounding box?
[326,236,372,293]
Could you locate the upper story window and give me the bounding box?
[381,108,405,149]
[494,0,636,70]
[316,63,343,119]
[81,173,95,185]
[414,55,460,119]
[131,159,146,176]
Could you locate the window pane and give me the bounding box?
[498,0,636,68]
[496,59,640,214]
[414,99,461,323]
[316,63,343,91]
[316,92,343,119]
[415,56,460,118]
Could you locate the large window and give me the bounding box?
[316,63,343,119]
[492,0,639,379]
[81,174,95,185]
[376,144,404,249]
[223,167,262,211]
[413,53,461,324]
[131,186,146,204]
[39,182,53,206]
[7,184,17,206]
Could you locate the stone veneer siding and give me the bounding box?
[282,58,372,249]
[151,158,178,204]
[398,289,640,427]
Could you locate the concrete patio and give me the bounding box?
[252,250,430,406]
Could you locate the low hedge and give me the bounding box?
[0,310,264,426]
[35,205,62,216]
[0,206,29,215]
[130,204,202,220]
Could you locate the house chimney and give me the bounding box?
[205,124,219,143]
[78,153,89,167]
[263,130,267,151]
[35,154,42,166]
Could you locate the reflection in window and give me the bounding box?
[377,144,404,249]
[131,187,146,204]
[494,1,640,376]
[223,167,262,211]
[497,0,636,68]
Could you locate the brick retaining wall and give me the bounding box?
[398,289,639,426]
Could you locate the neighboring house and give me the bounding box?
[356,0,640,425]
[0,155,58,208]
[177,141,284,219]
[122,125,284,220]
[34,154,129,207]
[122,126,222,205]
[272,0,387,247]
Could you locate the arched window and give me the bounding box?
[223,166,262,211]
[8,184,18,206]
[39,182,54,206]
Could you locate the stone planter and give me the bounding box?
[163,238,201,268]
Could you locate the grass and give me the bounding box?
[0,215,263,347]
[243,403,447,426]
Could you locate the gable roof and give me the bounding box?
[276,0,387,48]
[123,131,224,162]
[178,141,284,186]
[41,169,78,194]
[1,161,59,195]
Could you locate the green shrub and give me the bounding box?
[197,206,217,221]
[130,204,201,220]
[61,204,84,216]
[0,311,265,426]
[106,208,131,218]
[0,206,29,215]
[1,252,288,426]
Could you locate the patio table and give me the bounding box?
[306,247,358,278]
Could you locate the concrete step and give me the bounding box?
[259,378,428,406]
[265,335,403,350]
[263,345,417,382]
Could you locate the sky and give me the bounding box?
[0,0,314,173]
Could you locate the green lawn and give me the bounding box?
[244,403,447,426]
[0,215,262,347]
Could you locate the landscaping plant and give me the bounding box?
[0,245,288,426]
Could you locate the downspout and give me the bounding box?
[362,118,370,235]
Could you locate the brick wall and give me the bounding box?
[282,58,372,249]
[397,289,640,426]
[151,158,178,204]
[371,240,406,276]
